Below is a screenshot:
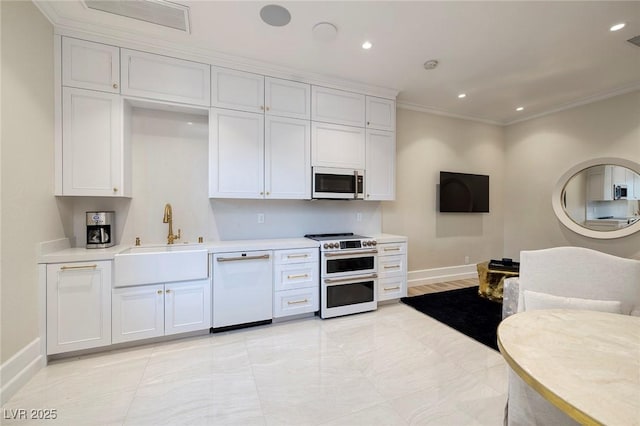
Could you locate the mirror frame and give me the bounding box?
[552,157,640,239]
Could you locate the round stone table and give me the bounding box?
[498,309,640,426]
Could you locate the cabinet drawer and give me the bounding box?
[378,276,407,301]
[378,254,405,277]
[274,248,318,265]
[274,263,318,291]
[274,287,319,318]
[378,242,407,257]
[122,49,210,106]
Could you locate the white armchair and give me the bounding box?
[502,246,640,426]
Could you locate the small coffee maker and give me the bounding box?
[86,211,115,249]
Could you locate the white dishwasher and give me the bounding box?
[212,250,273,329]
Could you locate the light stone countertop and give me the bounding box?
[38,234,408,264]
[498,309,640,426]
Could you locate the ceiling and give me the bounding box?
[35,1,640,125]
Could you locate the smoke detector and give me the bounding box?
[423,59,439,70]
[84,0,190,32]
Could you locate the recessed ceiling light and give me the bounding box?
[458,93,466,99]
[187,121,193,125]
[516,107,524,112]
[260,4,291,27]
[362,41,372,50]
[610,22,626,32]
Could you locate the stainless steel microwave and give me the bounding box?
[312,167,364,200]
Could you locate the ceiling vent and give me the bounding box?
[627,35,640,48]
[83,0,190,33]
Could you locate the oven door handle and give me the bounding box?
[324,273,378,284]
[324,249,378,258]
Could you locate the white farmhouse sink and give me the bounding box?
[114,245,208,287]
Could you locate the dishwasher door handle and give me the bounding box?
[216,254,270,262]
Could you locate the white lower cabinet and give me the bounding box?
[46,261,112,355]
[112,279,211,344]
[377,242,407,301]
[273,248,319,318]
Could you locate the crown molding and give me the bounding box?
[396,102,503,126]
[504,83,640,126]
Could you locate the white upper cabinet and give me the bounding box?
[121,49,210,106]
[62,37,120,93]
[211,66,265,113]
[265,77,311,119]
[312,122,365,169]
[311,86,366,127]
[265,116,311,199]
[366,96,395,131]
[62,87,130,197]
[209,108,265,198]
[365,129,396,200]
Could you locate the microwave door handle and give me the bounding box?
[354,170,358,200]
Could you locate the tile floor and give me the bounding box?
[2,302,508,426]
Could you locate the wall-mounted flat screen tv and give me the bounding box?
[439,171,489,213]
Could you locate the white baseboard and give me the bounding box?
[408,264,477,287]
[0,338,45,405]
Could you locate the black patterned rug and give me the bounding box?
[401,286,502,351]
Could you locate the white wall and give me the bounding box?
[503,91,640,260]
[0,2,63,363]
[382,108,505,273]
[67,107,383,247]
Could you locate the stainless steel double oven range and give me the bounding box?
[305,233,378,319]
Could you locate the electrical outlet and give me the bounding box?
[464,255,470,264]
[257,213,265,224]
[356,212,362,222]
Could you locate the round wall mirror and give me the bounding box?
[552,158,640,239]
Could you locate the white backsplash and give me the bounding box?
[64,107,382,248]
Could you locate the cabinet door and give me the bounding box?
[211,66,264,113]
[265,77,311,119]
[265,116,311,199]
[365,129,396,200]
[209,108,265,198]
[62,88,125,196]
[366,96,395,131]
[121,49,210,106]
[112,284,164,344]
[634,174,640,200]
[212,251,273,328]
[312,122,365,169]
[311,86,365,127]
[586,165,612,201]
[164,280,211,335]
[62,37,119,93]
[46,261,111,354]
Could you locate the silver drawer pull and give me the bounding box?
[325,273,377,284]
[287,299,308,305]
[384,286,401,291]
[384,247,401,251]
[217,254,270,262]
[287,273,309,280]
[325,249,378,258]
[383,265,401,269]
[60,264,97,271]
[287,254,309,259]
